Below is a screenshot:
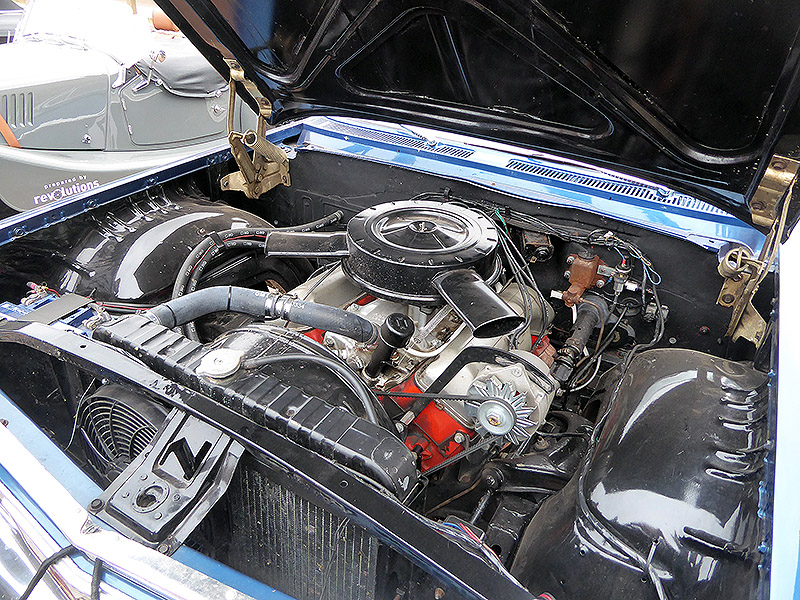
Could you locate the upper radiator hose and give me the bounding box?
[147,286,378,344]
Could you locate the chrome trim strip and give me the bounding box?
[0,478,131,600]
[0,424,258,600]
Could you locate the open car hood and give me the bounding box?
[155,0,800,230]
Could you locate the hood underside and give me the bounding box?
[155,0,800,228]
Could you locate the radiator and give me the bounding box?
[226,457,381,600]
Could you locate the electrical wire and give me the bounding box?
[66,379,98,450]
[433,521,520,584]
[90,558,104,600]
[570,355,603,392]
[17,545,77,600]
[493,224,549,349]
[567,305,632,390]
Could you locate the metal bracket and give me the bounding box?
[750,155,799,227]
[717,154,798,344]
[91,408,244,554]
[716,247,766,344]
[221,60,290,198]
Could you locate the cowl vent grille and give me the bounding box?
[506,158,728,216]
[326,120,474,158]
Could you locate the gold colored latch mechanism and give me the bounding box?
[717,154,799,345]
[717,247,768,344]
[220,60,290,199]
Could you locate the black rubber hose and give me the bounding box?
[173,212,343,299]
[277,210,344,232]
[171,212,344,340]
[148,286,377,344]
[241,353,393,431]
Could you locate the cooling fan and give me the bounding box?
[76,384,168,487]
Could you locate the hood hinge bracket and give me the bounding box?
[750,155,799,227]
[717,155,798,345]
[221,60,290,199]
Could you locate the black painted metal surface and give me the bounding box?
[155,0,800,225]
[0,320,535,600]
[93,315,419,497]
[53,187,274,302]
[511,348,770,600]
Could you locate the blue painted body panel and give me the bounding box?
[772,239,800,600]
[0,117,763,254]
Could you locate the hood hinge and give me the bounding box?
[717,155,798,345]
[220,60,290,199]
[750,155,799,227]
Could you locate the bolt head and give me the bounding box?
[595,279,605,288]
[89,499,104,511]
[564,270,571,279]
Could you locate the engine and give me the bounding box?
[275,200,559,471]
[0,185,770,600]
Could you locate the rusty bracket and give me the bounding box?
[750,155,799,227]
[562,253,608,307]
[221,60,290,199]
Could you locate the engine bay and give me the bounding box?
[0,150,775,600]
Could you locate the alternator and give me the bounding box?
[467,378,536,444]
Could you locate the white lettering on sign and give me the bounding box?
[33,180,101,204]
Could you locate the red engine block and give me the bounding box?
[393,379,474,472]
